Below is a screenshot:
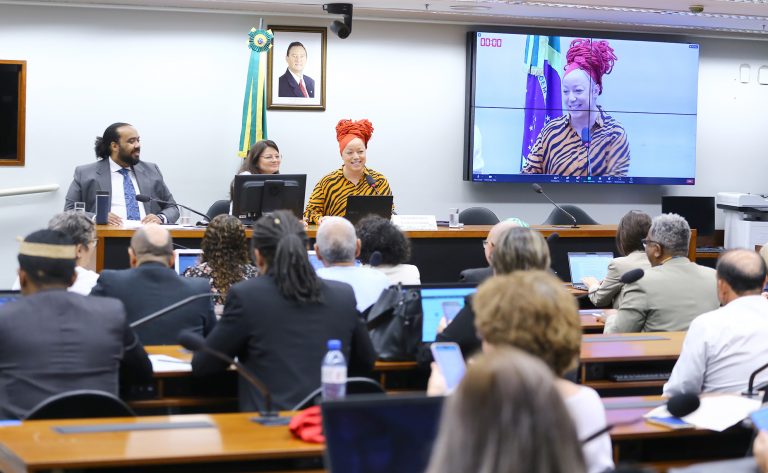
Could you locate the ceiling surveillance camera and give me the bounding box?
[689,5,704,13]
[323,3,353,39]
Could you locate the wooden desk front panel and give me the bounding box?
[580,332,685,396]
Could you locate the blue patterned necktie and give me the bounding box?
[118,168,141,221]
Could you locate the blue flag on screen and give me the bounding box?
[521,35,564,168]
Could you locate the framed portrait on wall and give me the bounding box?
[267,26,327,111]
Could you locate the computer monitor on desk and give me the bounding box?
[232,174,307,224]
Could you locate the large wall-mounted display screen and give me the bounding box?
[465,31,699,185]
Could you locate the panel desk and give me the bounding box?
[581,332,685,397]
[95,225,697,283]
[0,412,324,473]
[604,396,753,470]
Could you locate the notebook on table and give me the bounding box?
[567,252,614,290]
[344,195,393,224]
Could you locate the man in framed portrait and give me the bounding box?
[278,41,315,98]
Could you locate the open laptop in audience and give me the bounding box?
[0,290,21,307]
[420,284,477,343]
[344,195,393,224]
[567,252,614,290]
[173,249,203,275]
[322,393,444,473]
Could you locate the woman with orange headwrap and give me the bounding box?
[304,119,393,225]
[522,39,630,177]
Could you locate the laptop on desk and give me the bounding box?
[322,394,444,473]
[567,252,613,290]
[420,284,477,343]
[0,290,20,307]
[344,195,393,224]
[173,249,203,275]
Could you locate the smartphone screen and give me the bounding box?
[431,342,466,393]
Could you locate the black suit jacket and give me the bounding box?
[192,276,376,411]
[277,69,315,98]
[90,262,216,345]
[64,158,180,223]
[0,290,152,419]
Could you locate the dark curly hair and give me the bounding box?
[356,215,411,265]
[201,215,251,300]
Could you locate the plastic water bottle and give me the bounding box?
[321,339,347,401]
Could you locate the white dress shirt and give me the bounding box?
[109,159,146,221]
[11,266,99,296]
[564,385,615,473]
[664,295,768,396]
[316,265,391,313]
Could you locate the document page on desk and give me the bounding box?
[645,395,760,432]
[150,354,192,372]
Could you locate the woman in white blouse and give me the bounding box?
[356,215,420,285]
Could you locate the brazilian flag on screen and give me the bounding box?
[238,26,273,157]
[521,35,564,167]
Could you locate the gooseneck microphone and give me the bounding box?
[135,194,211,224]
[531,184,578,228]
[619,268,645,285]
[365,175,381,195]
[129,293,215,329]
[178,331,290,426]
[742,361,768,397]
[581,393,700,444]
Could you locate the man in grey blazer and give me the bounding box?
[0,229,152,419]
[65,122,179,225]
[606,213,719,333]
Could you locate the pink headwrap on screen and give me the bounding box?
[336,119,374,155]
[563,39,617,95]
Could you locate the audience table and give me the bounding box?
[0,412,323,472]
[0,397,750,473]
[604,396,753,469]
[95,225,697,283]
[581,332,685,396]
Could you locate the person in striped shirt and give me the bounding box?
[304,118,392,225]
[522,39,630,177]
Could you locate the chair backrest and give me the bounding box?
[24,389,136,420]
[458,207,500,225]
[542,204,599,225]
[206,199,230,219]
[290,377,385,411]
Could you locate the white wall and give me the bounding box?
[1,4,767,283]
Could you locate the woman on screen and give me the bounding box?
[303,119,392,225]
[522,39,630,177]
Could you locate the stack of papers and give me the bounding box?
[150,354,192,373]
[645,394,761,432]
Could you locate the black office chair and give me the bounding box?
[291,377,385,411]
[458,207,500,225]
[24,389,136,420]
[206,199,230,219]
[542,204,599,225]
